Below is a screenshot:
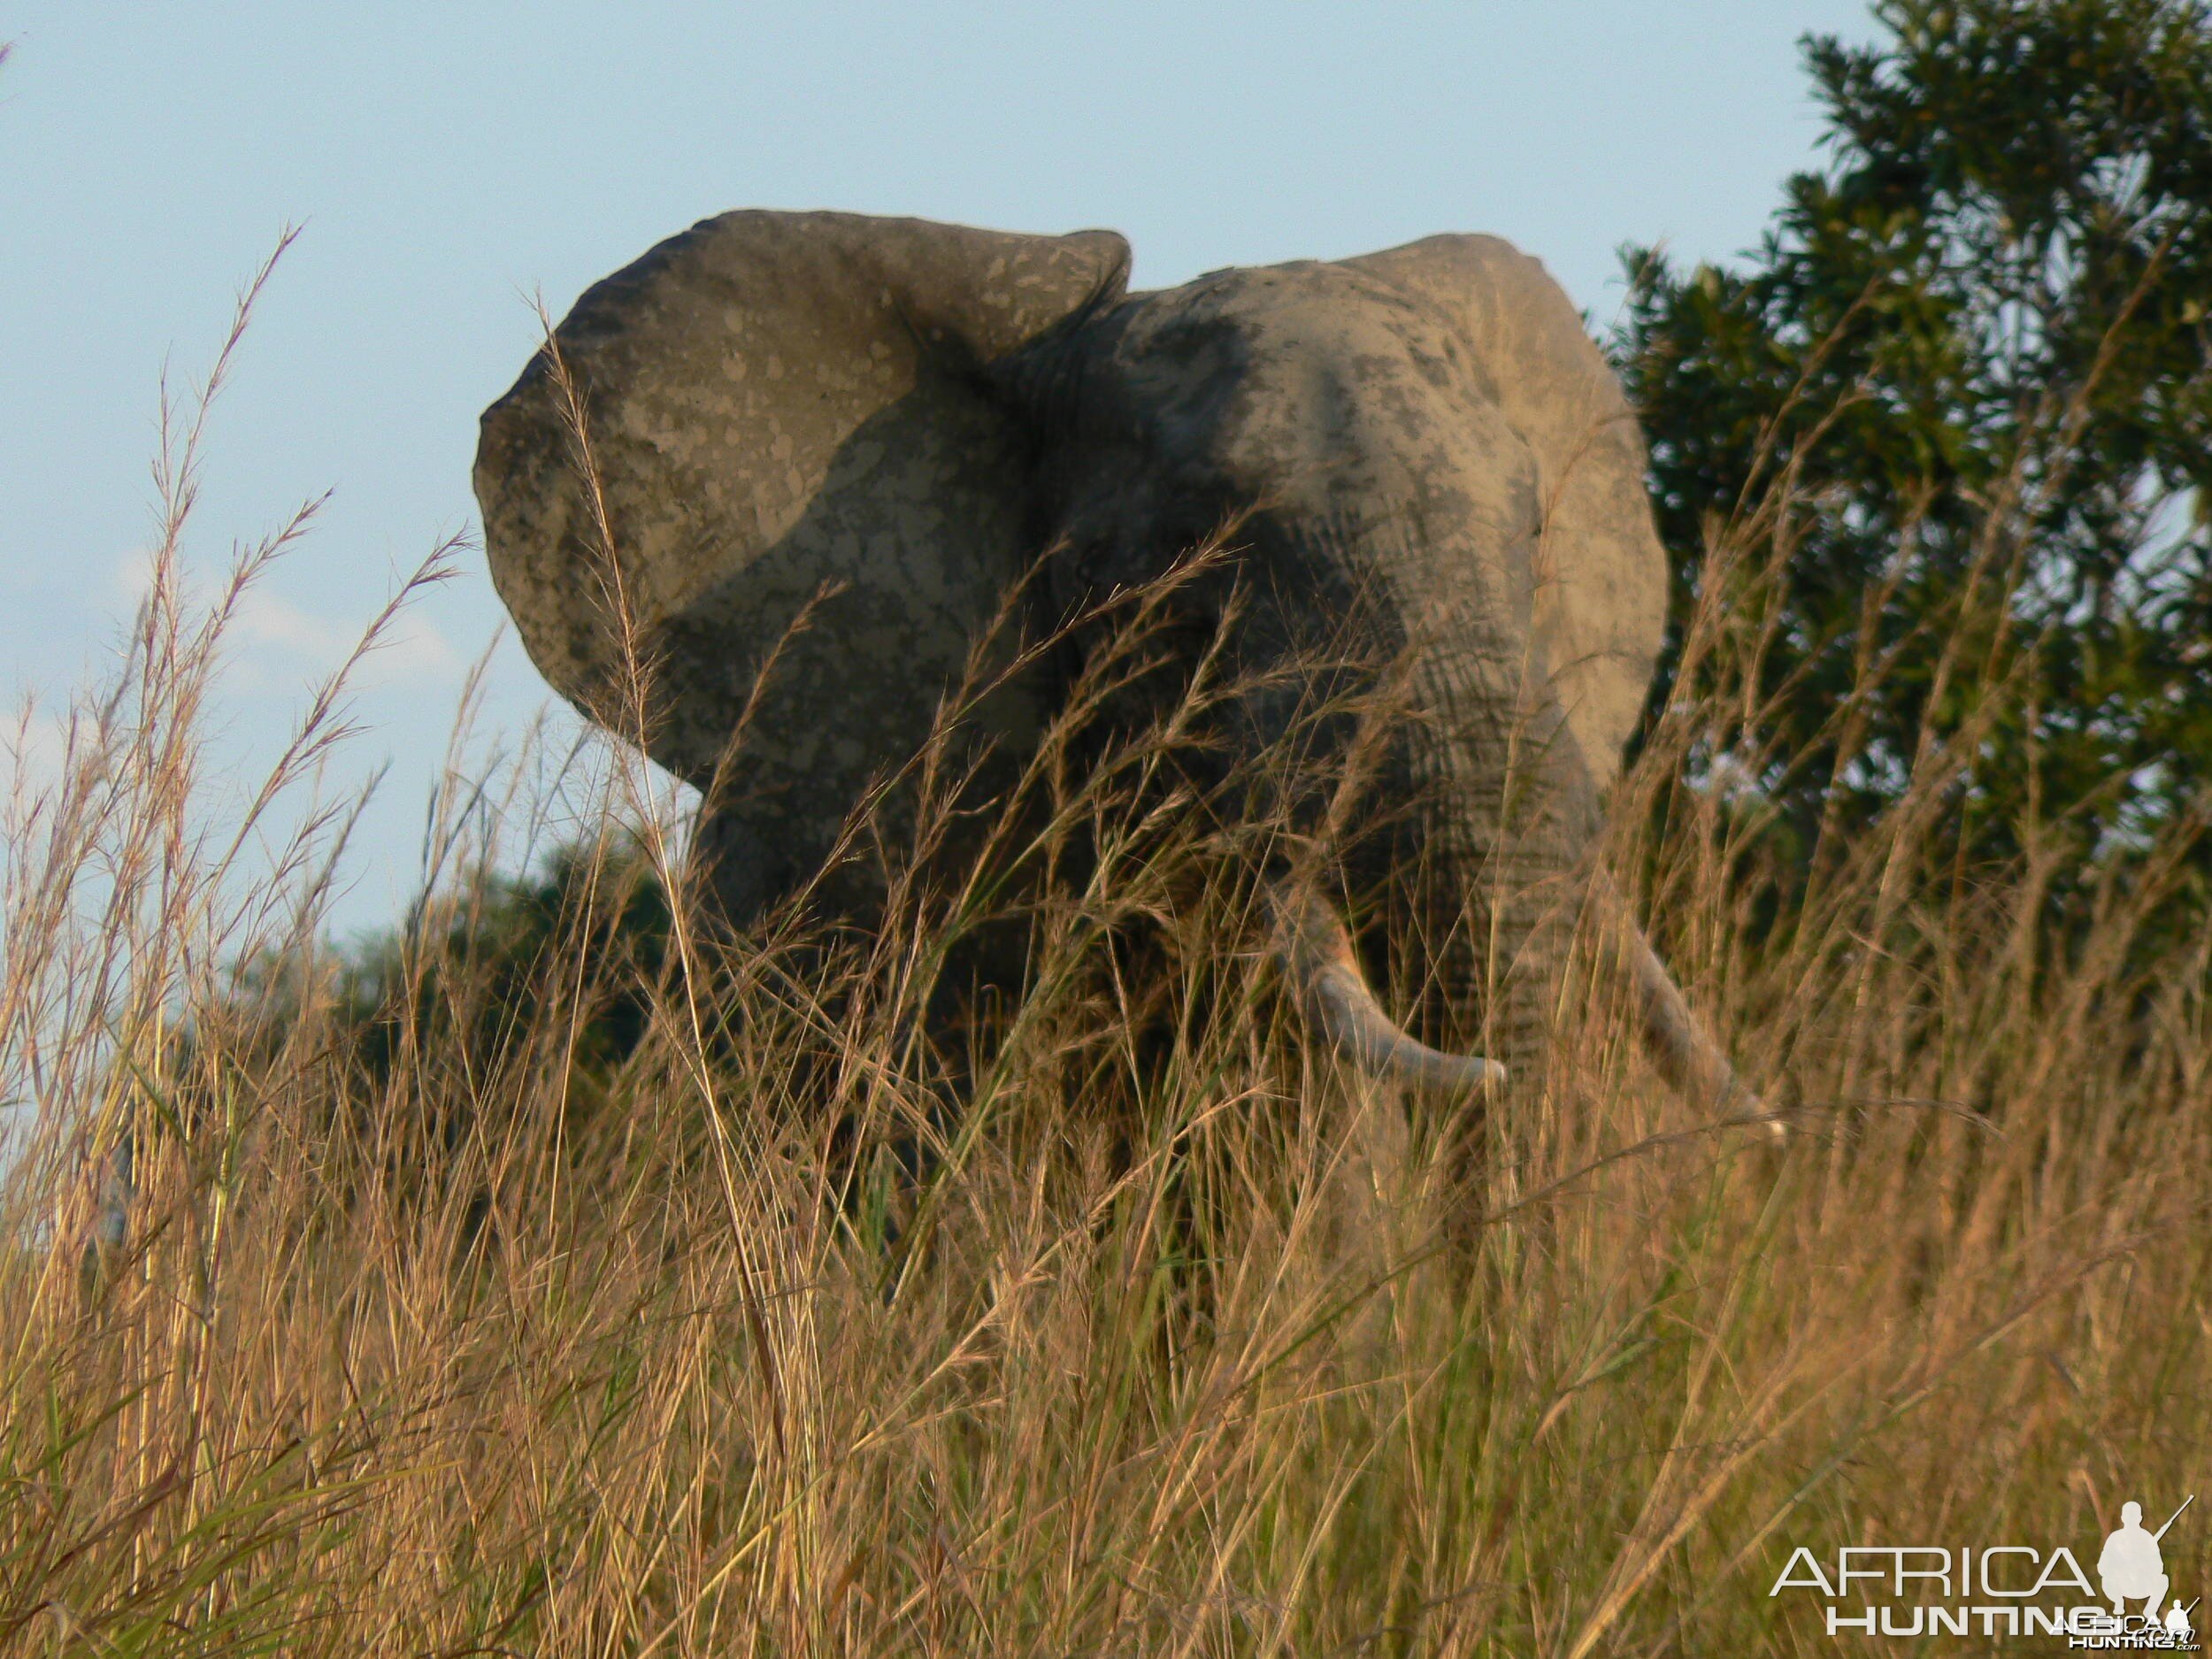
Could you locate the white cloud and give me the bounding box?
[115,544,165,606]
[1,707,75,811]
[234,591,353,663]
[111,549,463,692]
[361,610,465,686]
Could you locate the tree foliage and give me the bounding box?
[328,837,676,1097]
[1617,0,2212,903]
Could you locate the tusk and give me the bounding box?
[1593,870,1782,1137]
[1267,882,1507,1094]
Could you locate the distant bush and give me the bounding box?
[315,834,676,1096]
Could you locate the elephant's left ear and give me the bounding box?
[475,211,1131,793]
[1347,235,1670,788]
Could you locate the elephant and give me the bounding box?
[472,210,1757,1111]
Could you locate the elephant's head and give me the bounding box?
[475,210,1753,1109]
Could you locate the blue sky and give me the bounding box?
[0,2,1874,941]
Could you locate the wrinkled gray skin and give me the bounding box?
[474,210,1752,1106]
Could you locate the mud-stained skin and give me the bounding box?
[475,210,1739,1099]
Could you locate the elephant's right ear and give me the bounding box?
[474,211,1130,795]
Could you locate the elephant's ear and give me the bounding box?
[1346,235,1669,789]
[475,211,1131,806]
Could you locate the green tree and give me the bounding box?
[1616,0,2212,908]
[329,836,677,1098]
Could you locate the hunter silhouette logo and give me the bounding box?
[2099,1498,2194,1644]
[1769,1492,2199,1645]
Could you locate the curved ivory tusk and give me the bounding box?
[1267,882,1508,1094]
[1591,870,1782,1136]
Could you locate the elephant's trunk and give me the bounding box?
[1268,882,1508,1094]
[1402,670,1770,1127]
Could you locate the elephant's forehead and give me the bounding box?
[1102,254,1663,794]
[1104,265,1529,534]
[1121,263,1472,388]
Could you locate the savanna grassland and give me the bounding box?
[3,217,2209,1658]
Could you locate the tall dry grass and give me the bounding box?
[3,269,2208,1658]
